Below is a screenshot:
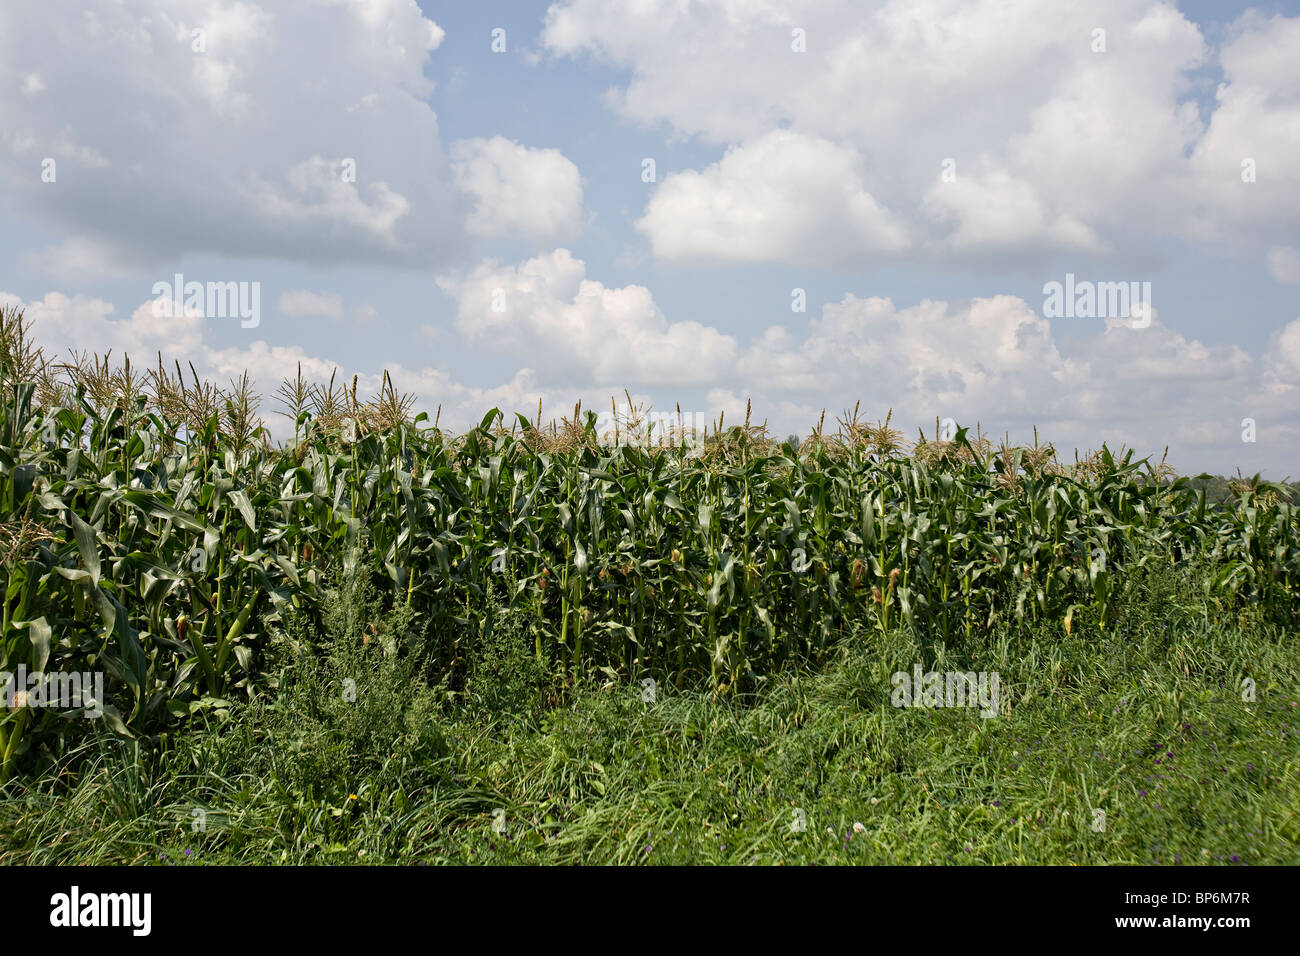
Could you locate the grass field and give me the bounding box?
[2,563,1296,865]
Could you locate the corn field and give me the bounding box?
[1,304,1297,777]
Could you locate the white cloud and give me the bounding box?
[923,166,1104,254]
[278,290,344,320]
[1266,246,1300,285]
[723,292,1286,473]
[636,130,908,264]
[252,157,412,247]
[1187,13,1300,238]
[1262,316,1300,387]
[736,294,1066,416]
[451,136,584,243]
[25,238,146,283]
[436,249,738,386]
[0,0,460,276]
[546,0,1300,265]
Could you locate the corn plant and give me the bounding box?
[0,305,1296,775]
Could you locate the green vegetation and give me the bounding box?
[1,564,1296,865]
[0,303,1296,864]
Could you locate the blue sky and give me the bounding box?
[2,0,1299,474]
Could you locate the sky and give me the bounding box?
[1,0,1298,475]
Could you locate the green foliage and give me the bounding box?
[1,567,1296,865]
[461,589,551,719]
[0,308,1297,777]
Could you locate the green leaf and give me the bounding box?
[68,510,101,586]
[15,617,51,671]
[228,489,257,531]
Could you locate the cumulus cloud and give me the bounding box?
[1267,246,1300,285]
[436,249,739,386]
[923,167,1104,255]
[451,136,585,243]
[1186,13,1300,238]
[278,290,345,321]
[728,294,1291,470]
[0,0,459,276]
[636,130,907,265]
[1262,317,1300,387]
[546,0,1300,265]
[736,294,1067,418]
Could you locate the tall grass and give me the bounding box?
[2,563,1295,865]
